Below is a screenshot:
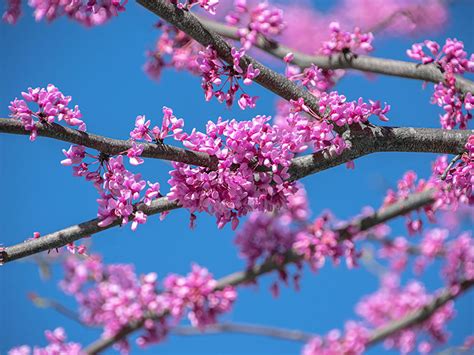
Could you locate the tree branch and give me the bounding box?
[0,118,217,169]
[2,124,471,264]
[1,118,471,182]
[0,197,180,264]
[84,277,474,354]
[83,188,439,354]
[366,278,474,346]
[172,322,314,342]
[136,0,324,115]
[197,18,474,95]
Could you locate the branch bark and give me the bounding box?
[197,18,474,96]
[1,118,471,182]
[1,123,471,264]
[0,118,217,168]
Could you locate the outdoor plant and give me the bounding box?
[1,0,473,354]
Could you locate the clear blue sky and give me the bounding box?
[1,1,473,354]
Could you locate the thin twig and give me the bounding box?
[441,153,463,180]
[172,322,314,341]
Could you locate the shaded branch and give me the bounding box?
[85,278,474,354]
[367,278,474,346]
[1,118,471,182]
[172,322,314,342]
[82,189,454,354]
[197,17,474,95]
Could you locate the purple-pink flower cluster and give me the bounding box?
[9,84,84,141]
[407,39,474,129]
[356,275,455,354]
[302,321,368,355]
[4,0,127,26]
[383,136,473,236]
[225,0,285,50]
[8,328,82,355]
[2,0,21,23]
[59,255,236,352]
[168,115,297,229]
[169,0,219,15]
[164,264,237,328]
[234,185,362,295]
[197,45,259,109]
[130,107,185,143]
[61,141,160,231]
[320,22,374,56]
[144,23,203,81]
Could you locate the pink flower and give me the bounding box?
[9,84,85,141]
[127,142,144,166]
[61,145,85,166]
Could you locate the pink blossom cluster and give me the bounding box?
[164,264,237,328]
[197,45,259,109]
[302,321,368,355]
[278,0,447,56]
[320,22,374,57]
[170,0,219,15]
[3,0,127,26]
[60,143,161,231]
[285,63,343,94]
[234,185,309,268]
[383,136,473,236]
[284,23,374,94]
[130,106,185,143]
[167,115,297,229]
[225,0,285,50]
[316,92,390,125]
[442,232,474,286]
[2,0,21,23]
[234,185,361,295]
[356,275,455,354]
[60,255,236,351]
[8,84,84,141]
[144,23,203,81]
[8,328,82,355]
[407,39,474,129]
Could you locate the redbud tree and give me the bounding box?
[1,0,473,354]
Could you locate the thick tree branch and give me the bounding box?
[2,124,470,264]
[0,118,217,168]
[1,118,471,183]
[197,18,474,95]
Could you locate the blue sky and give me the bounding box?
[1,1,473,354]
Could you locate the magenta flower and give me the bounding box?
[9,84,85,141]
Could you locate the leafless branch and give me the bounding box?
[196,17,474,95]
